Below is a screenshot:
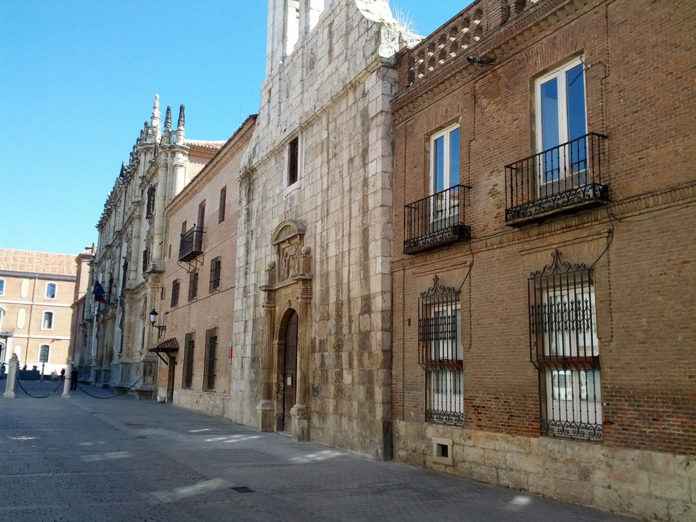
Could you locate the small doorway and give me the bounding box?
[278,310,298,432]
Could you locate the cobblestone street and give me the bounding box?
[0,382,632,522]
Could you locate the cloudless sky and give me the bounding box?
[0,1,469,255]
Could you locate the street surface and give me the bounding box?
[0,380,632,521]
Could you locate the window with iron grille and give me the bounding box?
[182,332,195,389]
[529,249,602,441]
[418,276,463,426]
[209,257,221,292]
[171,279,180,307]
[188,271,198,301]
[204,328,218,391]
[218,186,226,223]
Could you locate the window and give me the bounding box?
[20,279,29,298]
[182,333,195,389]
[42,311,54,330]
[418,276,464,426]
[0,307,5,330]
[188,271,199,301]
[198,200,206,233]
[287,136,299,186]
[218,186,227,223]
[171,280,180,307]
[204,328,218,391]
[0,279,4,296]
[160,287,165,301]
[39,345,50,364]
[146,185,156,219]
[142,249,150,274]
[46,282,57,299]
[430,125,461,229]
[535,58,587,184]
[209,257,222,292]
[285,0,300,55]
[529,249,602,441]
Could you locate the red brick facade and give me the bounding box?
[391,0,696,517]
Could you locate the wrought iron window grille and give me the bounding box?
[528,250,602,442]
[404,185,471,255]
[418,276,464,426]
[178,226,204,262]
[505,133,609,226]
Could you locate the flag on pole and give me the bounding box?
[93,281,107,304]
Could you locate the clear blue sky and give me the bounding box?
[0,1,468,255]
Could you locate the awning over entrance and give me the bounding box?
[149,338,179,354]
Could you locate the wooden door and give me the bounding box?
[281,311,298,432]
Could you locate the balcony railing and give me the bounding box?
[505,133,609,226]
[404,185,470,255]
[178,226,204,262]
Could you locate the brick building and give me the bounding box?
[390,0,696,519]
[0,249,78,376]
[152,115,256,412]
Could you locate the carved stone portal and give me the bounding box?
[258,221,312,441]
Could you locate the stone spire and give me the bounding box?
[150,94,161,142]
[164,105,172,130]
[176,104,186,145]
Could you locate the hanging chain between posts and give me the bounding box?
[75,377,143,399]
[15,378,63,399]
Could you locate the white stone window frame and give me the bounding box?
[0,278,5,296]
[284,133,304,194]
[0,306,5,331]
[46,281,58,300]
[42,311,55,331]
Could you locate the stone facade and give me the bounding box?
[233,0,415,455]
[68,249,95,381]
[90,97,223,396]
[391,0,696,520]
[154,115,256,415]
[0,249,78,376]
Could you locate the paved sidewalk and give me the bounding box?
[0,382,632,522]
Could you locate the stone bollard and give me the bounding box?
[3,354,18,399]
[62,363,72,399]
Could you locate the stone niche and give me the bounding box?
[258,221,313,441]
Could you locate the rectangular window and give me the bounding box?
[146,186,156,219]
[46,282,57,299]
[419,277,464,426]
[198,200,206,232]
[288,137,299,186]
[39,345,50,364]
[142,249,149,274]
[171,280,180,307]
[209,257,222,292]
[535,58,588,185]
[0,279,4,296]
[182,333,195,389]
[42,311,54,330]
[430,125,461,231]
[188,271,198,301]
[529,250,602,441]
[218,186,226,223]
[203,328,218,391]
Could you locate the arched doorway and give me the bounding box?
[278,309,298,432]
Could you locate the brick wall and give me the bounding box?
[391,0,696,519]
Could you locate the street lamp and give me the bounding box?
[149,309,166,339]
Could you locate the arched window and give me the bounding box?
[39,345,50,363]
[42,311,54,330]
[46,282,57,299]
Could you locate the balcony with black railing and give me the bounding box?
[178,226,204,262]
[404,185,470,255]
[505,133,609,226]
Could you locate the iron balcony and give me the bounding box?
[505,133,609,226]
[404,184,471,255]
[178,226,204,262]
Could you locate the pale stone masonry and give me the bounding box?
[232,0,415,455]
